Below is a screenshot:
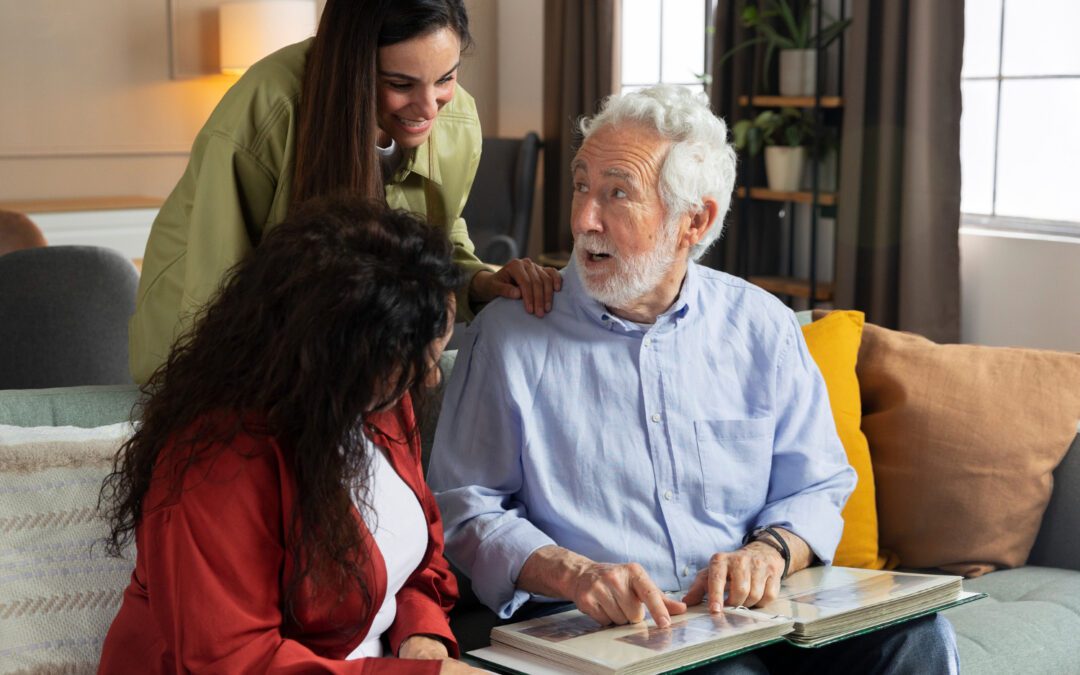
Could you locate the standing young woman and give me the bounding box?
[100,197,485,673]
[130,0,560,384]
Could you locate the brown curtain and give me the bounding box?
[542,0,619,254]
[835,1,964,343]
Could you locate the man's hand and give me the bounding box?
[569,561,688,628]
[469,258,562,317]
[682,542,785,611]
[517,546,687,628]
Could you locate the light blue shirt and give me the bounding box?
[429,259,856,618]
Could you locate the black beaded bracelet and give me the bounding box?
[744,525,791,579]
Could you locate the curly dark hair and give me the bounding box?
[100,195,463,614]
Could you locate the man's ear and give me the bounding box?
[680,197,719,249]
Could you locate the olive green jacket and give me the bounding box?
[129,39,487,384]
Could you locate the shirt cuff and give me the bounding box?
[471,518,557,619]
[754,492,847,565]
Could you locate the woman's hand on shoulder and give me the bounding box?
[469,258,562,317]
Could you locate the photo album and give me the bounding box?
[467,567,984,675]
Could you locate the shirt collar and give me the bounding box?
[564,256,697,334]
[392,138,442,186]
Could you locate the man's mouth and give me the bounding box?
[587,251,612,262]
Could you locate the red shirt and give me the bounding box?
[98,396,458,674]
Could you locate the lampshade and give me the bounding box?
[219,0,317,75]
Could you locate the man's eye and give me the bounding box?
[613,188,627,199]
[574,183,589,193]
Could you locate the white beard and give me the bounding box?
[573,223,679,310]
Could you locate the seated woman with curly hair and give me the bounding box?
[98,197,484,673]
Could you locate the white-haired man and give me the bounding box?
[429,85,958,673]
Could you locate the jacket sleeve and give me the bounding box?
[130,131,279,384]
[385,399,461,658]
[137,439,441,674]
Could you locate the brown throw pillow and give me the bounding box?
[855,322,1080,577]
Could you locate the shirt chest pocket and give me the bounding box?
[694,418,774,516]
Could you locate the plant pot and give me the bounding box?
[779,49,817,97]
[764,145,807,192]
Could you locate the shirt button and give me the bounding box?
[643,338,652,348]
[663,489,673,501]
[682,565,691,577]
[651,413,661,423]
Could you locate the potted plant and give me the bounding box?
[732,107,814,192]
[722,0,851,96]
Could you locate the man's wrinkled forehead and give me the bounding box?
[571,123,669,187]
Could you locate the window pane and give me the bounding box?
[1001,0,1080,76]
[962,0,1002,78]
[621,0,661,86]
[960,80,997,215]
[661,0,705,84]
[996,79,1080,222]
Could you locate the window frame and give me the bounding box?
[960,0,1080,239]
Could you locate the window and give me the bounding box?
[620,0,713,95]
[961,0,1080,236]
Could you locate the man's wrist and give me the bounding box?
[743,526,791,579]
[518,545,592,600]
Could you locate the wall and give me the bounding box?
[0,2,235,202]
[960,229,1080,351]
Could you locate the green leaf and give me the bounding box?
[785,125,801,147]
[748,127,764,155]
[716,36,765,66]
[733,120,751,150]
[756,22,797,50]
[815,18,852,49]
[771,0,802,45]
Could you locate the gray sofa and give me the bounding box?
[1,360,1078,674]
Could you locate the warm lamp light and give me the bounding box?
[219,0,316,75]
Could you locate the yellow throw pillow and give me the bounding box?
[801,310,893,570]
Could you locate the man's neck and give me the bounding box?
[606,259,689,324]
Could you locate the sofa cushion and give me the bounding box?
[0,422,135,673]
[855,322,1080,576]
[944,566,1080,674]
[0,385,140,428]
[801,310,890,570]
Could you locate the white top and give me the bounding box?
[346,435,429,659]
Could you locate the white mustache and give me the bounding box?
[575,234,616,257]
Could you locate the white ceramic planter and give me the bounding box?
[779,49,817,96]
[764,145,807,192]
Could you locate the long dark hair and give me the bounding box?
[101,196,463,612]
[292,0,472,206]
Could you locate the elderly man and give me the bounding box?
[429,85,958,673]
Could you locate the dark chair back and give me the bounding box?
[0,245,139,389]
[460,133,541,264]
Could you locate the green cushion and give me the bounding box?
[945,567,1080,674]
[0,386,140,428]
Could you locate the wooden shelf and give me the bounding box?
[735,187,836,206]
[0,196,164,214]
[738,95,843,108]
[750,276,834,301]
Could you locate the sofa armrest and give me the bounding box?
[1028,431,1080,571]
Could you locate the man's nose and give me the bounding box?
[571,197,602,235]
